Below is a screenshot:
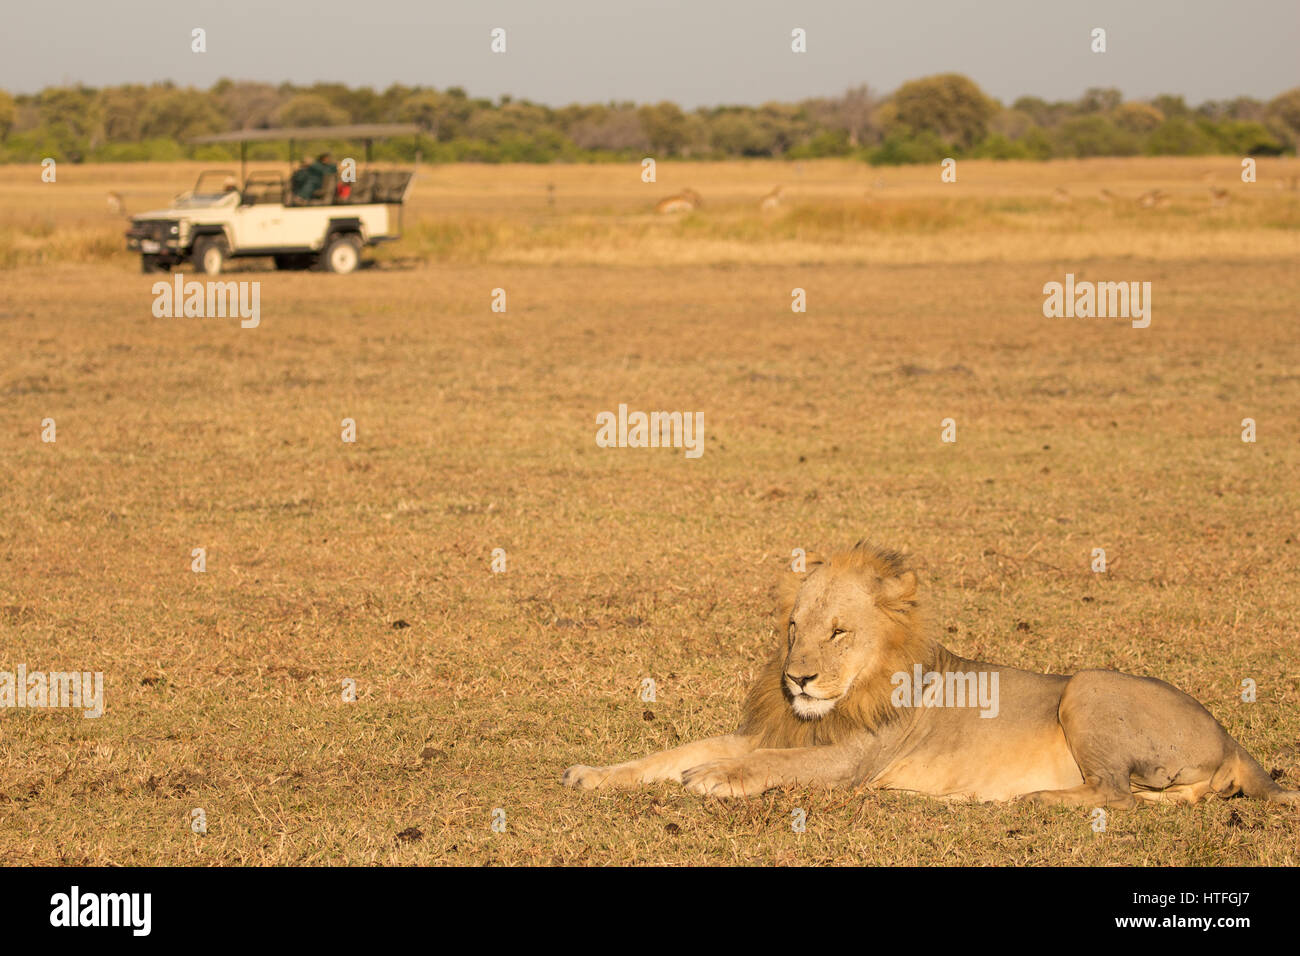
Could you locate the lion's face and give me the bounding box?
[783,565,909,720]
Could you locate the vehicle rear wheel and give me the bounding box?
[192,236,228,275]
[321,234,362,274]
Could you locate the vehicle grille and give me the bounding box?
[126,219,180,242]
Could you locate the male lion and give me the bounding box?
[563,543,1298,807]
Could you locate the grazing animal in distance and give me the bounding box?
[1138,189,1169,209]
[1098,188,1117,203]
[1209,187,1230,207]
[1052,187,1071,204]
[759,185,784,212]
[106,191,129,217]
[655,188,702,214]
[563,542,1300,807]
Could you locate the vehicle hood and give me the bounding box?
[131,208,188,221]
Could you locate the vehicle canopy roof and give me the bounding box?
[189,124,421,145]
[190,124,422,179]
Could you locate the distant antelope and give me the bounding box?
[1209,187,1230,207]
[759,185,783,212]
[1052,187,1071,204]
[106,191,129,217]
[1098,188,1116,203]
[1138,189,1169,209]
[655,188,702,214]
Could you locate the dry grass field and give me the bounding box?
[1,157,1298,865]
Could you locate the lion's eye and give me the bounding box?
[831,628,847,639]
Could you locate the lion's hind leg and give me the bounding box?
[562,734,754,791]
[1034,669,1267,808]
[1021,774,1137,809]
[1211,747,1300,805]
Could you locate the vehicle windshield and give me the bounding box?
[176,171,241,207]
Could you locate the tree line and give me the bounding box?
[1,74,1297,165]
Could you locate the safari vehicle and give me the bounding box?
[125,124,419,275]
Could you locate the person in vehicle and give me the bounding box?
[290,156,315,203]
[291,153,337,203]
[312,153,338,203]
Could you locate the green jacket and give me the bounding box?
[292,162,337,200]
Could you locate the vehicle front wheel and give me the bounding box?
[320,234,362,274]
[141,254,165,274]
[192,236,228,275]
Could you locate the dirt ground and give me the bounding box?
[1,157,1297,864]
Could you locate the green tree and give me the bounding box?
[302,82,372,122]
[989,108,1034,140]
[1077,87,1123,114]
[397,91,450,136]
[36,86,102,157]
[1211,120,1285,155]
[756,102,810,156]
[211,79,284,129]
[1151,94,1190,119]
[708,110,777,156]
[891,74,997,149]
[1018,125,1054,159]
[0,89,15,140]
[1055,115,1138,157]
[638,102,689,155]
[788,128,853,158]
[567,107,648,152]
[831,84,879,147]
[867,126,951,165]
[276,93,349,128]
[138,88,225,141]
[1144,117,1215,155]
[97,85,148,141]
[1223,97,1267,122]
[1267,88,1300,136]
[1113,101,1165,134]
[971,133,1033,159]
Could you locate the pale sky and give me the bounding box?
[2,0,1296,106]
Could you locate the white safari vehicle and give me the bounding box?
[125,124,418,275]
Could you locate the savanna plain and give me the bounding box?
[1,157,1298,864]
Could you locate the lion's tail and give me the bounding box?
[1221,746,1300,805]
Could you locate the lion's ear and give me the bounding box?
[878,570,918,611]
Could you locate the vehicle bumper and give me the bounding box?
[125,220,184,255]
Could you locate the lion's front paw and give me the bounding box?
[681,759,770,799]
[562,764,610,790]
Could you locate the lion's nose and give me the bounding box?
[786,671,818,690]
